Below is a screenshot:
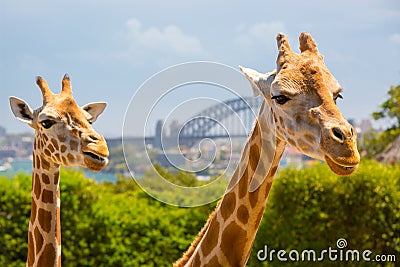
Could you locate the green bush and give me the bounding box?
[0,174,31,267]
[0,161,398,266]
[250,160,400,266]
[0,169,214,267]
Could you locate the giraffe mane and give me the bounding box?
[173,201,221,267]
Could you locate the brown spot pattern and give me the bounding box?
[41,189,54,204]
[69,140,78,151]
[34,174,41,199]
[38,208,52,233]
[57,134,66,142]
[264,181,273,199]
[249,143,261,171]
[34,226,44,255]
[54,172,59,185]
[238,171,248,199]
[221,192,236,221]
[192,254,201,266]
[48,144,55,153]
[221,222,247,267]
[42,173,50,184]
[37,243,56,267]
[287,138,296,146]
[31,197,37,224]
[67,153,75,162]
[279,116,284,125]
[237,205,250,224]
[205,256,221,267]
[201,218,219,257]
[36,155,41,169]
[28,231,35,266]
[60,144,67,153]
[42,158,50,171]
[287,127,295,136]
[249,188,259,209]
[304,133,315,143]
[51,138,59,150]
[269,165,278,177]
[44,149,51,157]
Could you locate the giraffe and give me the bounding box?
[9,74,109,267]
[174,32,360,266]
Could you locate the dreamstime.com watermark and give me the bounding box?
[257,238,397,263]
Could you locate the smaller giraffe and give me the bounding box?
[10,75,109,267]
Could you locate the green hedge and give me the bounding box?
[250,160,400,266]
[0,160,398,266]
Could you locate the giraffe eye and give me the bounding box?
[41,119,56,129]
[272,95,291,105]
[334,93,343,104]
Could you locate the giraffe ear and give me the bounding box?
[9,97,35,126]
[82,102,107,123]
[240,66,276,98]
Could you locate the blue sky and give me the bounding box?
[1,0,399,137]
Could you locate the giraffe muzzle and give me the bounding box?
[324,155,359,176]
[83,149,109,171]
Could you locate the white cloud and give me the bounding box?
[389,33,400,44]
[125,18,206,57]
[235,21,286,48]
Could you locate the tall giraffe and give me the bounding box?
[175,32,360,266]
[9,75,109,267]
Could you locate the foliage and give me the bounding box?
[250,160,400,266]
[0,169,215,267]
[1,162,399,266]
[136,164,227,207]
[0,174,31,267]
[102,145,133,174]
[372,85,400,129]
[359,128,400,158]
[361,84,400,157]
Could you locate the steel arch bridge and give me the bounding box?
[178,96,262,147]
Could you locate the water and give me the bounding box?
[0,159,118,183]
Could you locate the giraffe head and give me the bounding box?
[241,32,360,176]
[10,74,109,171]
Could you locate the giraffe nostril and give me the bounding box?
[88,134,99,142]
[350,126,355,137]
[331,127,345,142]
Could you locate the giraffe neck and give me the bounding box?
[175,112,287,267]
[27,136,61,267]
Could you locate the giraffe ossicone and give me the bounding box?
[9,74,109,267]
[175,32,360,267]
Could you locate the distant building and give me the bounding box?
[156,152,186,169]
[0,148,17,159]
[359,119,373,133]
[154,120,164,149]
[169,120,181,139]
[0,126,6,137]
